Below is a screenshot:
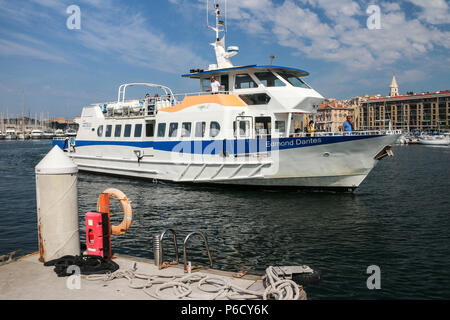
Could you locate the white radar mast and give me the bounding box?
[206,0,239,70]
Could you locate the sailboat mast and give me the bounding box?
[22,89,25,133]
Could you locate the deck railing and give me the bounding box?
[289,129,402,138]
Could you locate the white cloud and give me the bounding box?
[73,8,207,73]
[406,0,450,24]
[0,0,207,73]
[214,0,450,71]
[0,38,67,63]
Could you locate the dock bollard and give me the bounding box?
[153,234,161,267]
[35,145,80,262]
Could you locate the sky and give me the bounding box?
[0,0,449,119]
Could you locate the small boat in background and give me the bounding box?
[418,135,449,146]
[5,129,17,140]
[31,129,44,139]
[65,128,77,137]
[17,132,31,140]
[396,134,408,144]
[54,129,65,138]
[42,131,55,139]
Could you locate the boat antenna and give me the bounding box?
[206,0,239,70]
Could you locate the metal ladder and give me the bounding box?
[183,231,213,271]
[153,228,179,268]
[153,229,213,271]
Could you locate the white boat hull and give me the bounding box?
[62,133,399,191]
[418,138,449,146]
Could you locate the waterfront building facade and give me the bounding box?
[359,90,450,131]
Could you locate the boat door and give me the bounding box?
[234,116,252,139]
[291,113,304,136]
[220,75,229,92]
[143,120,155,157]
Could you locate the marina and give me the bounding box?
[0,0,449,306]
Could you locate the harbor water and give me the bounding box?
[0,140,449,299]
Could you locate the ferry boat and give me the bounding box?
[53,2,401,192]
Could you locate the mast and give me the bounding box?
[22,89,25,133]
[206,0,239,70]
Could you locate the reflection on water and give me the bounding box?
[0,141,449,299]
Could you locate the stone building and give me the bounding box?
[305,101,359,132]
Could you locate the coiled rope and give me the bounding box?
[86,265,304,300]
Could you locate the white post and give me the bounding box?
[35,146,80,262]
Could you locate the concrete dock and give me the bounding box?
[0,252,306,300]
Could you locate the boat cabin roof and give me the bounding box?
[182,65,310,79]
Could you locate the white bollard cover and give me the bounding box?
[35,145,78,175]
[35,145,80,262]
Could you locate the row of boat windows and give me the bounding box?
[97,124,149,138]
[157,122,220,138]
[200,71,310,91]
[96,121,221,139]
[96,117,287,139]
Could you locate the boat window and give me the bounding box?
[234,74,258,89]
[169,123,178,137]
[239,93,271,105]
[195,122,206,138]
[210,121,220,138]
[220,75,229,91]
[157,123,166,137]
[146,122,154,137]
[255,72,286,87]
[134,124,142,137]
[181,122,191,137]
[278,72,310,88]
[114,125,122,137]
[233,120,250,137]
[97,125,103,137]
[255,117,272,136]
[275,120,286,134]
[124,124,132,137]
[201,79,211,92]
[105,125,112,137]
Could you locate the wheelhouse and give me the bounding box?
[182,65,324,114]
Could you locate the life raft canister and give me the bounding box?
[97,188,133,235]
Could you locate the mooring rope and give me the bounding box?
[86,265,304,300]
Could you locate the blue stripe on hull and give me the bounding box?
[68,135,382,155]
[52,139,67,149]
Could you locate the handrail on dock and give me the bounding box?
[183,231,213,271]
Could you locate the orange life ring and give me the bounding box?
[97,188,132,235]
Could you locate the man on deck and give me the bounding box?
[342,116,354,136]
[209,76,221,94]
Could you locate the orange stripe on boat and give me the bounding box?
[159,94,246,112]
